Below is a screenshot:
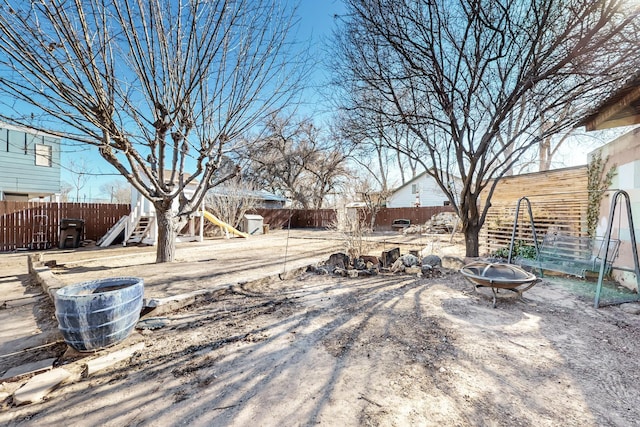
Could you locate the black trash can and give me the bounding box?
[59,218,85,249]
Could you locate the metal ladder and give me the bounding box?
[30,214,49,250]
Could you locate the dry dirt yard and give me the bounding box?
[2,232,640,426]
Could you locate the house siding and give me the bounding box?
[387,173,452,207]
[0,126,61,198]
[591,127,640,291]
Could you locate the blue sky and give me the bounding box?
[62,0,347,201]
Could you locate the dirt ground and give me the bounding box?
[2,230,640,426]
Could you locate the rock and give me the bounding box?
[424,212,460,234]
[327,253,350,270]
[307,265,329,275]
[0,358,56,381]
[136,317,169,330]
[400,254,419,267]
[442,256,465,270]
[13,368,71,405]
[402,225,423,235]
[422,255,442,268]
[620,303,640,315]
[353,258,367,270]
[420,264,442,278]
[391,258,405,273]
[85,342,145,376]
[360,255,380,267]
[406,266,422,275]
[381,248,400,268]
[334,267,348,277]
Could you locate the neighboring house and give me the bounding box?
[254,190,287,209]
[581,72,640,290]
[0,122,61,201]
[386,171,459,208]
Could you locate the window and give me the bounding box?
[35,144,52,167]
[411,184,418,194]
[7,130,22,153]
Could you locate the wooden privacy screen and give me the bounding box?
[480,165,589,255]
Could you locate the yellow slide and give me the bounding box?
[202,210,249,238]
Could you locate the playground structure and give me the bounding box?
[98,184,247,247]
[202,210,249,239]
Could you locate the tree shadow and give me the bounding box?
[4,274,456,425]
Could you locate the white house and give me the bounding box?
[386,171,459,208]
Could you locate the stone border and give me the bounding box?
[27,254,64,301]
[28,253,317,308]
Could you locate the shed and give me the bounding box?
[243,214,264,235]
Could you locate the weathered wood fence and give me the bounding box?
[255,206,455,231]
[0,201,130,251]
[0,203,457,252]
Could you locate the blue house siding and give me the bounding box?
[0,125,61,199]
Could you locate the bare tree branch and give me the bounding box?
[332,0,640,256]
[0,0,309,262]
[242,113,351,209]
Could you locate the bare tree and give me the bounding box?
[536,125,630,172]
[337,108,419,190]
[244,113,351,209]
[99,180,131,204]
[354,177,393,231]
[59,181,73,202]
[204,179,261,233]
[67,159,91,202]
[0,0,307,262]
[333,0,640,256]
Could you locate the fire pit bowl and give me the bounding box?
[460,261,539,307]
[55,277,144,352]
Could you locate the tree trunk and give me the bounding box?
[155,205,177,263]
[464,224,481,258]
[539,136,551,171]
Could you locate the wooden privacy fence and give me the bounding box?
[370,206,455,230]
[255,209,336,229]
[1,203,455,252]
[0,201,130,252]
[255,206,455,231]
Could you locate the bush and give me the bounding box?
[493,240,536,260]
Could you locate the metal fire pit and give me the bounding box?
[460,261,539,308]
